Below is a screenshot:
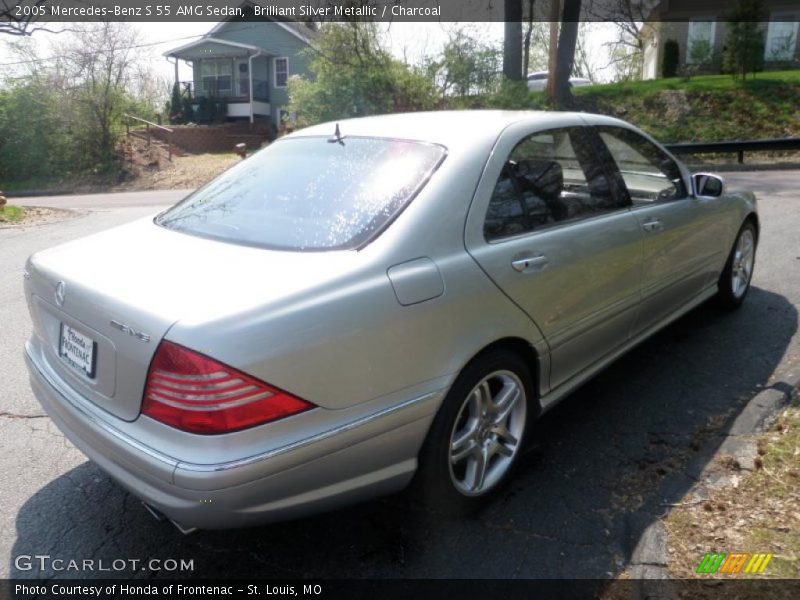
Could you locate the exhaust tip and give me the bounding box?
[141,502,166,522]
[142,502,199,535]
[170,519,199,535]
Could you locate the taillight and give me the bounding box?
[142,341,313,434]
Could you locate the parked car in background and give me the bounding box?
[527,71,592,92]
[24,111,758,531]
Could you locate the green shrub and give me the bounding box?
[723,0,767,80]
[287,23,437,127]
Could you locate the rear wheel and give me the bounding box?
[412,350,533,515]
[717,221,757,310]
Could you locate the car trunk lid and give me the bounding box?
[25,216,361,421]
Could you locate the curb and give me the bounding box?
[627,365,800,585]
[5,189,81,198]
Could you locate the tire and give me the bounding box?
[717,221,757,310]
[411,349,534,515]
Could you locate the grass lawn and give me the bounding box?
[0,204,24,222]
[576,69,800,97]
[573,70,800,144]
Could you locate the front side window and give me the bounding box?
[596,126,687,204]
[157,137,446,251]
[484,127,623,241]
[274,57,289,87]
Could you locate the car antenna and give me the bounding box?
[327,123,345,145]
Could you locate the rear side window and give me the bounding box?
[156,137,446,251]
[485,127,625,241]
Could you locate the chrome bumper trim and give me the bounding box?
[175,390,441,473]
[26,341,441,475]
[26,341,178,469]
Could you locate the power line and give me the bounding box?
[0,22,273,68]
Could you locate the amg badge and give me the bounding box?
[110,320,151,343]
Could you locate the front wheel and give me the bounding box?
[717,221,757,310]
[411,350,533,515]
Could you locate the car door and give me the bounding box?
[465,122,644,393]
[592,125,728,334]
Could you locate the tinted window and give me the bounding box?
[596,126,687,204]
[157,137,446,251]
[485,127,625,241]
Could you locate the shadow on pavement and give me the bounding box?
[10,287,797,580]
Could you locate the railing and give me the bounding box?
[124,114,174,161]
[666,138,800,165]
[179,79,269,102]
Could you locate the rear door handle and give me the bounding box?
[641,219,664,232]
[511,255,549,272]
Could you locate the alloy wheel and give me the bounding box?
[448,370,527,496]
[731,228,755,299]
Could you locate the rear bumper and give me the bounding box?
[25,341,440,529]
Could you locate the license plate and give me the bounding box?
[59,323,97,379]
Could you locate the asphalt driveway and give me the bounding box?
[1,172,798,580]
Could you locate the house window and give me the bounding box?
[765,17,798,61]
[274,57,289,88]
[237,59,250,96]
[200,59,233,95]
[686,19,716,64]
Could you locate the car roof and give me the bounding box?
[286,110,610,148]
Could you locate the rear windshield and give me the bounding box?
[156,136,446,251]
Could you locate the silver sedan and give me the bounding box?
[24,111,758,531]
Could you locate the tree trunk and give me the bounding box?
[546,0,560,103]
[522,0,535,78]
[553,0,582,108]
[503,0,523,81]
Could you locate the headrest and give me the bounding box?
[515,160,563,200]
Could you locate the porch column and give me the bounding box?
[248,54,254,124]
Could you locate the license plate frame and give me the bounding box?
[58,322,97,379]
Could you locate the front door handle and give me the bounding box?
[642,219,664,232]
[511,255,549,272]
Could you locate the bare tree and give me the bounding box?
[545,0,560,101]
[522,1,551,77]
[522,0,536,77]
[0,1,78,36]
[586,0,657,81]
[54,22,141,161]
[572,23,598,82]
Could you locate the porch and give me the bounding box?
[165,38,273,123]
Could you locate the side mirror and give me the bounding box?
[693,173,724,198]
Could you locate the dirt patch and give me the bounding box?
[111,135,241,192]
[610,411,738,513]
[113,152,240,192]
[659,89,692,121]
[2,138,244,197]
[664,406,800,579]
[0,206,78,229]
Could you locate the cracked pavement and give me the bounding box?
[1,173,799,581]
